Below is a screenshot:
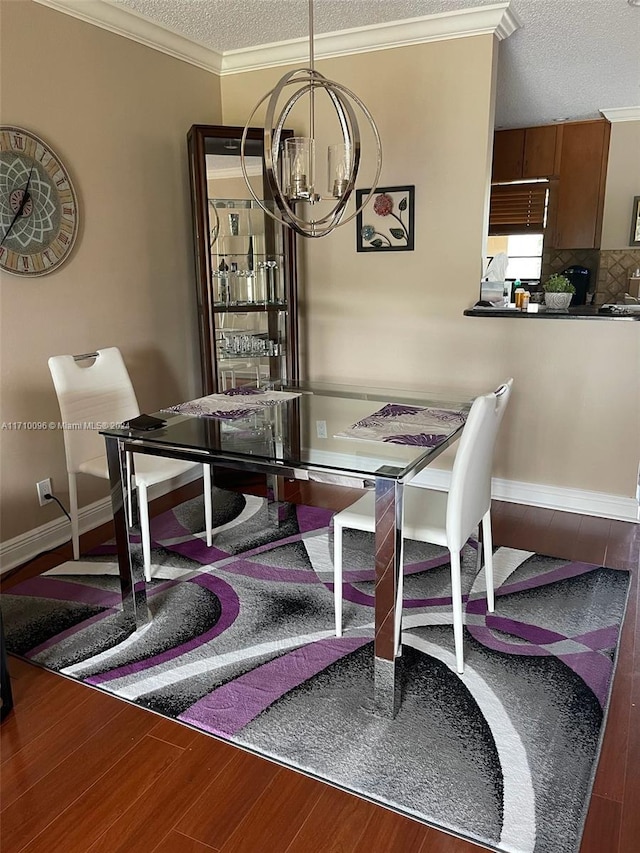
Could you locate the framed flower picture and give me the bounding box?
[356,185,415,252]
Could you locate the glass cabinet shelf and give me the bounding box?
[217,353,284,361]
[213,303,288,312]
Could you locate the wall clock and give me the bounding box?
[0,126,79,277]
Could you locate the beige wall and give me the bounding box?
[0,0,222,540]
[222,38,640,502]
[1,5,638,548]
[601,120,640,249]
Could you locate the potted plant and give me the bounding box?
[542,273,575,310]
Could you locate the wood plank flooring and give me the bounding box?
[1,482,638,853]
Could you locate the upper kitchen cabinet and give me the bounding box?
[491,119,610,249]
[492,125,559,183]
[551,119,610,249]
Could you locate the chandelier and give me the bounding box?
[241,0,382,238]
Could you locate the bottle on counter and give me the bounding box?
[522,290,530,311]
[514,281,525,309]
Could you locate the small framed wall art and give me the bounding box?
[629,195,640,246]
[356,185,415,252]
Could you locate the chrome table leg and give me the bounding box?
[105,436,149,630]
[266,473,287,527]
[373,473,404,718]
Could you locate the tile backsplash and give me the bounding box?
[541,249,600,297]
[541,248,640,305]
[595,250,640,305]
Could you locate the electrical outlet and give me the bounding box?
[37,478,53,506]
[316,420,327,439]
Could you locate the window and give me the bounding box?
[486,233,544,281]
[486,179,549,285]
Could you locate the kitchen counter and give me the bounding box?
[464,305,640,321]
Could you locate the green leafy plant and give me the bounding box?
[543,273,576,294]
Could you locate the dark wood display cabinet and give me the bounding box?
[187,125,299,395]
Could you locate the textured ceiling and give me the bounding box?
[112,0,639,128]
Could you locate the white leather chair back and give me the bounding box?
[445,379,513,551]
[48,348,140,474]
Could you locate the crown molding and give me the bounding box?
[600,106,640,123]
[33,1,520,78]
[222,3,520,75]
[33,0,224,74]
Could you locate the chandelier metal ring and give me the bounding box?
[267,71,363,231]
[240,71,382,238]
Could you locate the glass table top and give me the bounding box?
[101,380,472,482]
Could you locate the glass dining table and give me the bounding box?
[101,380,471,718]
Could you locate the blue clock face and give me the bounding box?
[0,127,79,277]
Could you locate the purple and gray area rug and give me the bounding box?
[1,488,630,853]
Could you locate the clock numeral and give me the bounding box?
[58,231,69,245]
[4,249,18,269]
[55,176,68,188]
[13,135,24,150]
[0,246,5,261]
[21,255,30,271]
[45,162,61,179]
[62,206,74,216]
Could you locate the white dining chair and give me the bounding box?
[48,347,213,581]
[332,379,513,673]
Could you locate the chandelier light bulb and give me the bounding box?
[329,143,351,198]
[285,137,314,201]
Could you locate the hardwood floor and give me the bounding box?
[1,482,638,853]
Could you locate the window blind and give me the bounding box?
[489,183,548,234]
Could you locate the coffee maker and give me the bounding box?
[562,265,591,306]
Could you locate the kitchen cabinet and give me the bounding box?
[551,119,610,249]
[491,119,610,249]
[492,125,559,182]
[492,129,525,183]
[187,125,299,395]
[522,125,559,178]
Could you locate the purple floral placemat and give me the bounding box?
[162,388,301,421]
[335,403,467,446]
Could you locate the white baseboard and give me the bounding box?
[2,467,637,575]
[412,468,639,522]
[0,469,202,575]
[490,477,639,523]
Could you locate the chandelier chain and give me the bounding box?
[308,0,315,143]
